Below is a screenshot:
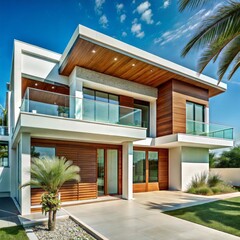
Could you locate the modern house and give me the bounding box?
[0,25,234,215]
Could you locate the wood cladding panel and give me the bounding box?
[31,139,122,206]
[119,95,134,108]
[133,183,147,193]
[157,80,209,137]
[159,149,169,190]
[157,81,173,137]
[22,78,69,99]
[60,38,222,97]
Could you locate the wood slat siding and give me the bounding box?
[133,148,169,193]
[31,139,122,206]
[159,149,169,190]
[157,79,209,136]
[59,38,222,97]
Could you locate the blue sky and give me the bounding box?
[0,0,239,139]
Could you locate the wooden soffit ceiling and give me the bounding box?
[59,38,223,97]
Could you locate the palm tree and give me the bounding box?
[0,104,7,127]
[21,156,80,231]
[179,0,240,82]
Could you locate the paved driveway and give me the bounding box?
[0,197,20,228]
[64,191,240,240]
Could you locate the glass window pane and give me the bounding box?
[31,146,55,159]
[186,102,194,120]
[109,104,119,124]
[148,151,158,182]
[97,149,105,196]
[83,98,95,121]
[96,91,108,103]
[83,88,94,100]
[109,94,119,105]
[133,151,146,183]
[0,142,8,167]
[195,104,204,122]
[107,150,118,194]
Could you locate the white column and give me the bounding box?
[69,68,83,119]
[150,101,157,137]
[20,133,31,215]
[122,142,133,200]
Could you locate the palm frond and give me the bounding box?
[182,1,240,57]
[218,36,240,81]
[21,156,80,194]
[178,0,213,12]
[228,55,240,79]
[198,34,239,73]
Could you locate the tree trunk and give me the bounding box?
[52,210,57,231]
[48,209,53,231]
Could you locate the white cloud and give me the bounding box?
[135,1,154,24]
[120,14,126,23]
[116,3,124,13]
[136,1,151,14]
[156,21,161,25]
[131,19,145,38]
[141,9,153,24]
[99,14,108,28]
[163,0,170,9]
[154,6,219,46]
[122,31,127,37]
[95,0,105,15]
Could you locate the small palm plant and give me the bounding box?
[21,156,80,231]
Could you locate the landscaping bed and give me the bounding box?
[33,218,96,240]
[165,197,240,237]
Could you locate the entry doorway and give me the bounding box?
[97,149,119,196]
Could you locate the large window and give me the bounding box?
[31,146,55,159]
[148,151,158,182]
[133,151,146,183]
[0,142,8,167]
[134,100,150,136]
[186,102,205,133]
[83,88,119,124]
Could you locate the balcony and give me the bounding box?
[15,88,146,145]
[21,88,142,127]
[186,120,233,140]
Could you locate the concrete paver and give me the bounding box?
[64,191,240,240]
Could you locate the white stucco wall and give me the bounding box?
[169,147,209,191]
[210,168,240,186]
[169,147,182,190]
[181,147,209,191]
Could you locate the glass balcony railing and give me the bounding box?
[186,120,233,140]
[0,126,8,136]
[20,88,142,128]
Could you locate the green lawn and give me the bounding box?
[165,197,240,237]
[0,226,28,240]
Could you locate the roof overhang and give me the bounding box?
[59,25,227,97]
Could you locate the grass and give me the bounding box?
[166,197,240,237]
[0,226,28,240]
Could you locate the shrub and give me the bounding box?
[207,174,222,187]
[195,186,213,196]
[187,172,236,196]
[190,172,208,188]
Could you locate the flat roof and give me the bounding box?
[59,25,226,97]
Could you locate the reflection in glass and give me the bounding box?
[107,150,118,194]
[97,149,105,196]
[133,151,146,183]
[149,151,158,182]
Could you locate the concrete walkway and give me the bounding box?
[64,191,240,240]
[0,197,21,228]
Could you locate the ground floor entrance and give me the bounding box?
[30,138,169,211]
